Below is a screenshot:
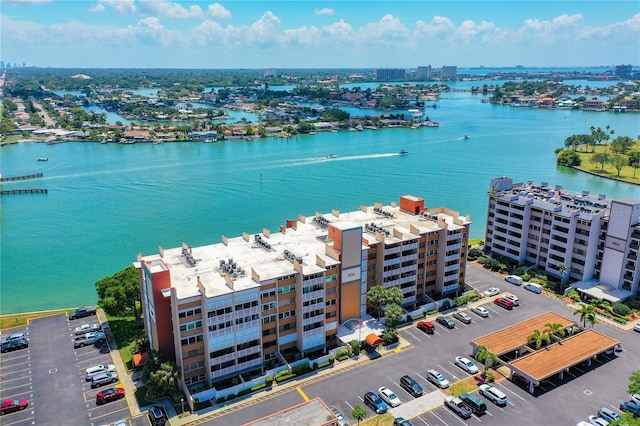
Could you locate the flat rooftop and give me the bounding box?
[140,199,471,300]
[243,397,337,426]
[471,311,575,356]
[509,329,619,382]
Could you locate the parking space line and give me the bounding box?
[0,359,32,369]
[417,373,428,382]
[1,414,35,425]
[89,405,129,420]
[445,408,469,425]
[431,411,450,426]
[472,413,483,422]
[296,386,310,402]
[495,384,526,401]
[344,400,354,410]
[416,415,430,425]
[405,329,423,342]
[439,365,459,381]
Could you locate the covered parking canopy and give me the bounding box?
[509,329,619,393]
[470,311,575,357]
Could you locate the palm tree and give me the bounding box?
[555,263,569,291]
[352,405,366,426]
[573,303,598,329]
[527,328,551,350]
[543,322,566,341]
[475,344,499,374]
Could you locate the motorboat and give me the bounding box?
[326,154,338,159]
[37,157,48,161]
[463,135,470,140]
[399,150,409,155]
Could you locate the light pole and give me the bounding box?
[181,397,185,414]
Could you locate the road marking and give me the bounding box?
[406,330,423,342]
[496,384,526,401]
[296,386,310,402]
[417,415,430,425]
[417,373,428,382]
[431,411,450,426]
[472,413,483,422]
[345,400,354,410]
[485,410,493,416]
[439,365,459,380]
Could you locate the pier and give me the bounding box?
[0,172,44,182]
[1,188,48,195]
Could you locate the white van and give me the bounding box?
[505,275,523,285]
[524,282,543,294]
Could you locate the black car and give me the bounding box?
[148,405,168,426]
[1,338,29,353]
[436,316,455,329]
[620,401,640,417]
[400,375,423,397]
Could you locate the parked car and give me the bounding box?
[69,306,97,320]
[503,294,520,306]
[483,287,500,297]
[96,387,125,405]
[330,406,348,426]
[455,356,479,374]
[427,369,449,389]
[505,275,523,285]
[631,394,640,405]
[400,375,423,397]
[587,415,610,426]
[436,316,455,329]
[472,306,490,318]
[494,297,514,310]
[479,384,508,406]
[597,407,621,423]
[364,391,387,414]
[91,372,119,389]
[524,282,543,294]
[459,392,487,415]
[634,323,640,332]
[0,399,28,415]
[620,401,640,417]
[148,405,168,426]
[444,396,472,419]
[378,387,401,407]
[416,321,435,334]
[85,364,116,382]
[74,331,107,348]
[74,323,102,335]
[0,332,26,344]
[394,418,414,426]
[1,338,29,353]
[453,311,472,324]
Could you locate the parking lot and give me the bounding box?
[207,264,639,426]
[1,313,149,426]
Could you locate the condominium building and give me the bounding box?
[441,65,458,80]
[375,68,406,81]
[485,177,639,301]
[417,65,432,80]
[137,195,470,389]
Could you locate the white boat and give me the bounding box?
[463,135,470,140]
[326,154,338,159]
[399,150,409,155]
[37,157,48,161]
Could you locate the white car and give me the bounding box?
[587,415,610,426]
[455,356,479,374]
[483,287,500,297]
[85,364,116,381]
[634,323,640,332]
[378,386,401,407]
[631,393,640,405]
[74,323,102,335]
[503,294,520,306]
[427,369,450,389]
[472,306,489,317]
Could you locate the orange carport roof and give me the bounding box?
[471,311,575,356]
[510,329,619,382]
[364,333,383,347]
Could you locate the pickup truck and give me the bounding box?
[74,332,106,348]
[69,306,97,320]
[444,396,472,419]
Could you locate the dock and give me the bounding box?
[0,172,44,182]
[1,189,48,195]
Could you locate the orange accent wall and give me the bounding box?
[400,195,426,215]
[328,225,342,252]
[150,267,175,362]
[340,281,360,322]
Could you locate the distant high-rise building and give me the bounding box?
[263,68,276,78]
[614,64,632,79]
[417,66,432,80]
[375,68,406,81]
[441,66,457,80]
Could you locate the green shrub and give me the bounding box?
[486,372,495,383]
[349,339,362,355]
[337,354,349,361]
[238,388,252,396]
[521,273,531,282]
[193,397,211,411]
[291,363,311,376]
[251,383,266,392]
[440,301,451,310]
[613,303,631,316]
[567,288,581,302]
[336,349,349,358]
[454,296,467,307]
[427,309,438,315]
[313,362,318,370]
[275,373,295,382]
[265,376,273,386]
[623,299,640,311]
[328,356,335,365]
[317,361,331,369]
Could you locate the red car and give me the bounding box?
[96,387,125,405]
[0,399,28,415]
[417,321,435,334]
[494,297,514,310]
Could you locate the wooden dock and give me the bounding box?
[1,189,48,195]
[0,172,44,182]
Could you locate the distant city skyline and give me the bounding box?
[1,1,638,69]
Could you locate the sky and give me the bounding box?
[1,0,639,69]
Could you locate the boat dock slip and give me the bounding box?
[1,189,48,195]
[0,172,44,182]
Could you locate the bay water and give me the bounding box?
[2,91,639,314]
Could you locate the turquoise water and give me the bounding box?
[2,92,639,314]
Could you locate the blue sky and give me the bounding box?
[1,0,638,69]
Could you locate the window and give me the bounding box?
[235,301,258,311]
[262,314,276,325]
[262,302,276,311]
[261,290,276,299]
[210,347,234,358]
[279,309,296,319]
[325,274,337,283]
[208,306,232,318]
[178,308,202,318]
[181,335,203,346]
[179,320,202,332]
[211,360,235,371]
[278,284,296,294]
[325,299,336,306]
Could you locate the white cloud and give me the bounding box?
[314,8,334,16]
[207,3,231,20]
[90,3,105,12]
[93,0,136,15]
[415,16,454,37]
[357,14,410,46]
[137,1,203,20]
[106,17,184,47]
[579,13,640,39]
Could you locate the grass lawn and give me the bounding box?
[0,309,71,331]
[360,412,395,426]
[569,143,640,185]
[106,313,145,367]
[468,238,484,247]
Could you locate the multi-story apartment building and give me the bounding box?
[485,177,639,301]
[375,68,406,81]
[441,65,458,80]
[614,64,632,79]
[137,195,470,389]
[417,65,432,80]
